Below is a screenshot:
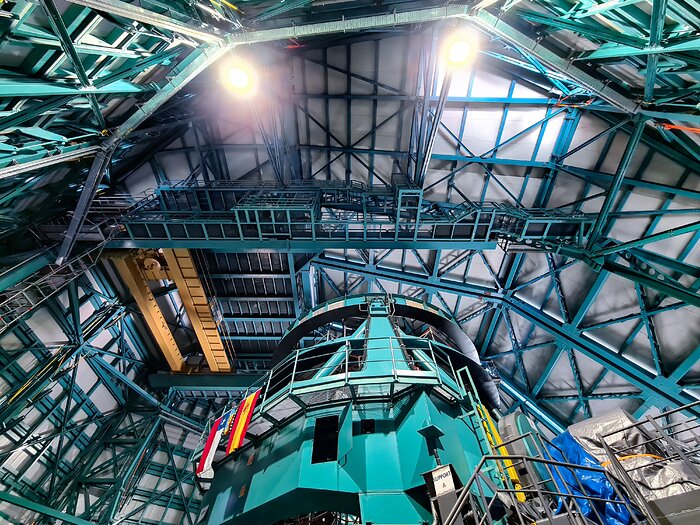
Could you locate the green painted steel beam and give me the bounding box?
[89,356,205,433]
[592,111,700,174]
[56,44,229,264]
[104,417,160,522]
[0,252,53,292]
[314,256,700,416]
[629,247,700,278]
[640,110,700,125]
[0,490,95,525]
[499,376,565,434]
[671,344,700,382]
[644,0,667,101]
[10,27,153,58]
[581,38,700,59]
[107,46,229,143]
[147,373,264,390]
[564,165,700,200]
[39,0,106,128]
[472,10,637,112]
[602,260,700,308]
[586,117,646,249]
[0,47,177,133]
[595,220,700,257]
[571,0,645,19]
[520,11,645,47]
[0,78,153,97]
[0,96,75,134]
[54,3,665,264]
[66,0,223,43]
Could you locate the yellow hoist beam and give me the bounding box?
[112,256,185,372]
[162,249,231,372]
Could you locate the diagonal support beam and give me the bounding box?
[586,117,646,250]
[39,0,106,129]
[55,147,113,265]
[55,44,228,264]
[472,10,637,112]
[594,220,700,257]
[0,145,101,181]
[644,0,668,101]
[66,0,223,43]
[500,376,566,434]
[0,490,95,525]
[315,257,700,417]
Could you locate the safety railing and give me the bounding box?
[110,182,594,248]
[207,335,469,451]
[259,335,464,406]
[117,207,591,245]
[596,400,700,520]
[441,431,647,525]
[442,403,700,525]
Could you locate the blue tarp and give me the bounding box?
[546,431,631,525]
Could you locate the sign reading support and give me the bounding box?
[431,465,455,497]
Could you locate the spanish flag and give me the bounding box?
[226,390,261,454]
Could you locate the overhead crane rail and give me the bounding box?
[109,181,594,251]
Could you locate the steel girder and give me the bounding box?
[512,0,700,139]
[0,0,696,219]
[55,44,230,264]
[105,180,699,308]
[0,6,697,521]
[3,0,695,281]
[0,489,95,525]
[0,267,214,524]
[312,254,700,428]
[148,373,263,391]
[50,5,498,264]
[2,0,690,240]
[65,0,224,43]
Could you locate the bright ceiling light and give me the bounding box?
[222,61,257,97]
[228,67,250,89]
[442,31,479,69]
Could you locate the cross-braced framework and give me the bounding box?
[0,268,217,524]
[0,0,699,523]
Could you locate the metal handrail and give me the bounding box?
[203,335,467,440]
[443,450,646,525]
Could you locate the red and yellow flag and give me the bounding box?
[226,390,261,454]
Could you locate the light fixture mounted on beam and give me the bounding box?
[441,29,480,69]
[221,59,258,97]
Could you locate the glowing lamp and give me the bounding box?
[222,61,257,97]
[442,31,479,69]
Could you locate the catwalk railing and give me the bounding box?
[195,334,472,474]
[108,181,595,251]
[442,448,648,525]
[442,402,700,525]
